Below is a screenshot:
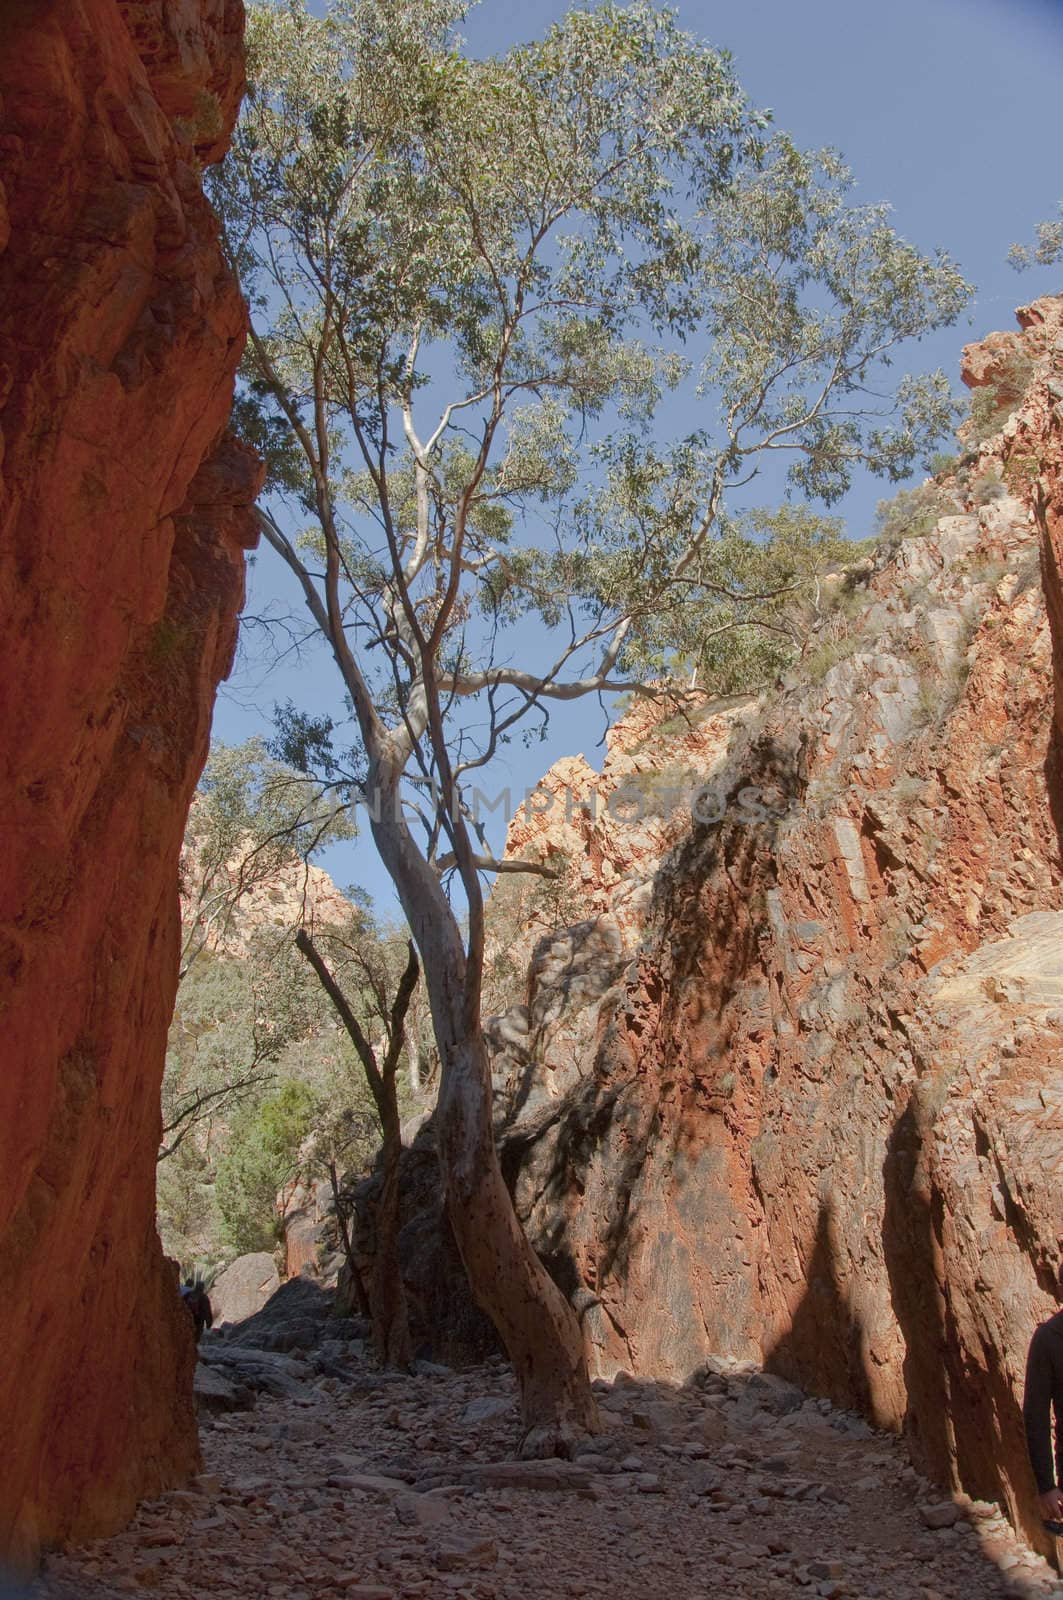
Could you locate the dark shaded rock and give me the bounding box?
[199,1345,310,1401]
[226,1275,336,1347]
[193,1364,254,1415]
[747,1373,806,1415]
[352,1137,498,1365]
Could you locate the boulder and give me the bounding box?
[199,1345,311,1401]
[747,1373,807,1416]
[211,1255,281,1327]
[461,1396,513,1424]
[224,1273,334,1343]
[193,1364,254,1415]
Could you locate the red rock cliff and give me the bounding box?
[482,299,1063,1551]
[0,0,259,1567]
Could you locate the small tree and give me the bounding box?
[161,943,297,1164]
[162,738,355,1161]
[214,0,970,1449]
[215,1079,321,1253]
[305,1102,378,1321]
[296,926,420,1366]
[1008,203,1063,271]
[160,741,374,1262]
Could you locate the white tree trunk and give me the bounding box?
[436,1030,599,1452]
[369,795,599,1451]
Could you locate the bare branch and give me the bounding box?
[435,852,561,880]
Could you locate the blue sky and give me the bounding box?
[215,0,1063,916]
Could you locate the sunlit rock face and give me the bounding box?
[473,299,1063,1551]
[0,0,258,1566]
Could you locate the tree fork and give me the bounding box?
[350,795,598,1445]
[295,928,414,1368]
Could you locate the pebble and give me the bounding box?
[919,1501,961,1529]
[462,1395,514,1424]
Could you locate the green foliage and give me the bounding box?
[961,346,1037,449]
[559,493,857,694]
[159,913,414,1262]
[690,138,969,496]
[148,617,185,664]
[966,390,1012,450]
[892,774,928,813]
[156,1138,218,1270]
[968,467,1008,506]
[802,631,860,683]
[212,0,972,754]
[174,88,224,149]
[912,658,970,730]
[1004,452,1041,496]
[1008,202,1063,271]
[165,940,328,1137]
[874,481,955,547]
[215,1080,322,1254]
[158,931,351,1259]
[157,739,403,1265]
[193,737,353,862]
[268,702,346,780]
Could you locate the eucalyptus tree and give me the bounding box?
[215,0,970,1450]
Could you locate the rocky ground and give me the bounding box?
[29,1286,1063,1600]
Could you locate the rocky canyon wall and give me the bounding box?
[0,0,258,1567]
[456,299,1063,1550]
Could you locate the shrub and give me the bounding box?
[802,632,860,682]
[962,346,1037,448]
[875,482,954,547]
[893,775,928,812]
[969,468,1008,506]
[156,1140,217,1267]
[214,1079,321,1254]
[912,658,970,729]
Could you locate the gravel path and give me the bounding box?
[35,1353,1063,1600]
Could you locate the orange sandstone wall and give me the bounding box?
[482,300,1063,1554]
[0,0,259,1566]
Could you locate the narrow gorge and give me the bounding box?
[1,1,1062,1595]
